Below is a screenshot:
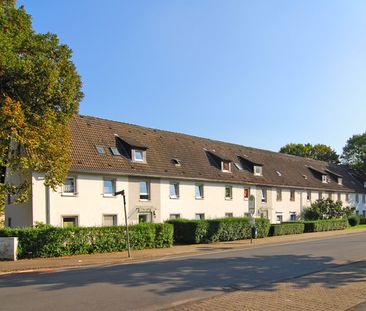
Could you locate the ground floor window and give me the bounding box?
[7,217,11,228]
[138,213,152,223]
[195,213,205,220]
[62,216,78,227]
[276,214,283,223]
[169,214,180,220]
[290,213,297,221]
[225,213,233,218]
[103,214,117,226]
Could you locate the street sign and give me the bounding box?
[248,195,255,215]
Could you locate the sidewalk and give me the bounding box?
[1,228,365,274]
[165,260,366,311]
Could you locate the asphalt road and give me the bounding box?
[1,233,365,311]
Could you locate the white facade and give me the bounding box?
[5,171,366,227]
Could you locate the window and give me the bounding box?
[290,190,295,201]
[103,179,115,196]
[225,186,233,200]
[338,178,342,185]
[221,161,231,172]
[195,184,204,199]
[133,149,145,162]
[225,213,233,218]
[169,214,180,220]
[322,175,328,183]
[110,147,121,156]
[172,158,181,167]
[62,216,78,228]
[290,213,297,221]
[363,194,365,204]
[318,191,323,200]
[275,170,282,176]
[63,177,76,194]
[234,162,243,170]
[138,213,152,223]
[195,213,205,220]
[328,192,332,200]
[356,194,359,203]
[276,214,283,223]
[261,189,267,203]
[244,188,250,200]
[346,193,349,202]
[7,217,11,228]
[139,181,150,200]
[363,210,366,217]
[103,215,117,226]
[307,190,311,202]
[254,165,263,176]
[337,193,341,202]
[95,145,105,154]
[276,188,282,201]
[169,182,179,199]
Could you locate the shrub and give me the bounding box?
[167,217,270,244]
[269,222,305,236]
[303,219,348,232]
[360,217,366,225]
[0,223,173,259]
[348,215,360,227]
[303,199,353,220]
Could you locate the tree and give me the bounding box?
[279,143,339,163]
[0,0,83,206]
[303,198,353,220]
[341,133,366,174]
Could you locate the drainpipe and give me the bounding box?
[45,186,50,225]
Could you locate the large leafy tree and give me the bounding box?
[0,0,83,206]
[342,133,366,174]
[279,143,339,163]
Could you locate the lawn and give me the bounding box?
[347,224,366,230]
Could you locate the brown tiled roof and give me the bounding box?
[70,115,366,193]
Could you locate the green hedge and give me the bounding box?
[348,215,360,227]
[269,222,305,236]
[303,219,348,232]
[359,217,366,225]
[167,217,270,244]
[0,223,173,259]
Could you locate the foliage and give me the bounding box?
[303,199,353,220]
[0,223,173,258]
[303,219,348,232]
[341,133,366,174]
[279,143,339,163]
[348,215,360,227]
[167,217,270,244]
[0,1,83,203]
[360,217,366,225]
[269,222,305,236]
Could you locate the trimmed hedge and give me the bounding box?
[303,219,348,233]
[359,217,366,225]
[0,223,173,259]
[269,222,305,236]
[348,215,360,227]
[167,217,270,244]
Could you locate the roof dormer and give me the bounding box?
[115,134,148,163]
[307,166,329,183]
[206,150,232,173]
[238,155,263,176]
[325,169,343,185]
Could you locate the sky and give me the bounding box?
[18,0,366,154]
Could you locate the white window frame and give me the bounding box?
[221,161,231,173]
[276,188,282,201]
[139,181,150,201]
[103,178,116,197]
[276,214,283,224]
[62,216,79,227]
[244,188,250,200]
[195,184,204,199]
[307,190,311,202]
[195,213,205,220]
[169,214,181,220]
[62,177,77,196]
[261,189,267,203]
[322,175,328,183]
[103,214,117,226]
[132,149,146,163]
[338,178,342,185]
[290,213,297,221]
[225,186,233,200]
[169,182,180,199]
[254,165,263,176]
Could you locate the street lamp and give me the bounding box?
[115,190,131,258]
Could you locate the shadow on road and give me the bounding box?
[1,254,365,295]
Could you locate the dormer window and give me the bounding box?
[338,177,343,185]
[110,147,121,156]
[254,165,263,176]
[172,158,181,167]
[322,175,328,183]
[221,161,231,173]
[132,149,146,163]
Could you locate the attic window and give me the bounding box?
[234,162,243,170]
[221,161,231,173]
[275,170,282,176]
[96,145,105,154]
[132,149,146,162]
[254,165,263,176]
[338,177,343,185]
[172,158,181,167]
[322,175,328,184]
[110,147,121,156]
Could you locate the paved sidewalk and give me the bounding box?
[166,261,366,311]
[0,228,365,274]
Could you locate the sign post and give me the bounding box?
[248,195,256,244]
[115,190,131,258]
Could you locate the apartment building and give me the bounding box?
[5,115,366,227]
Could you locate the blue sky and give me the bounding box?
[18,0,366,154]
